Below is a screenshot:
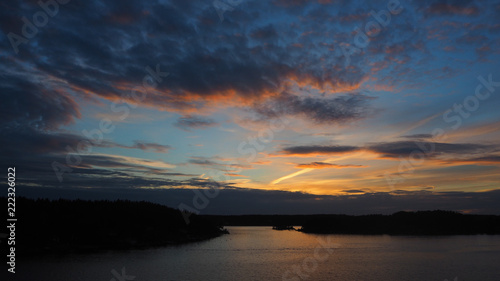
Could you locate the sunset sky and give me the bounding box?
[2,0,500,214]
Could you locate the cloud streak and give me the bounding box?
[279,145,361,156]
[295,162,366,169]
[174,115,219,131]
[367,141,497,159]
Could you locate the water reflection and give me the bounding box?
[17,227,500,281]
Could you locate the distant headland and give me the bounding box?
[205,211,500,235]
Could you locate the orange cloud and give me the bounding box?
[295,162,366,169]
[286,72,365,94]
[225,173,249,177]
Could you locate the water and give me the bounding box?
[12,227,500,281]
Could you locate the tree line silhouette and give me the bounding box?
[298,211,500,235]
[6,197,227,255]
[204,211,500,235]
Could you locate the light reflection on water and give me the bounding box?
[16,226,500,281]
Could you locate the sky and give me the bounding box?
[1,0,500,215]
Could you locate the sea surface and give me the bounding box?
[12,226,500,281]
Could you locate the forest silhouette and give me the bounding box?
[9,197,227,255]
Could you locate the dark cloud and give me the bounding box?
[401,134,434,140]
[451,155,500,164]
[1,0,496,119]
[2,0,493,139]
[0,128,175,190]
[424,0,480,16]
[280,145,361,155]
[158,172,200,177]
[272,0,311,7]
[174,115,219,131]
[75,154,173,170]
[0,129,86,157]
[280,140,497,160]
[1,0,374,120]
[469,155,500,162]
[0,128,171,158]
[367,141,496,158]
[0,147,227,191]
[295,162,365,169]
[187,156,252,171]
[188,158,220,166]
[250,24,278,40]
[341,189,366,193]
[0,65,80,131]
[127,141,171,153]
[255,92,373,124]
